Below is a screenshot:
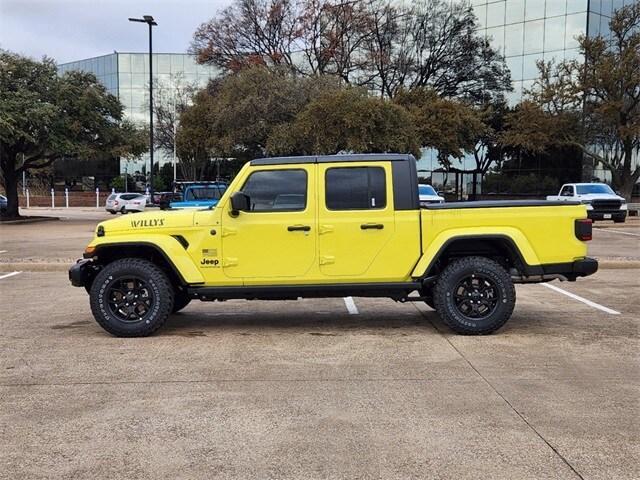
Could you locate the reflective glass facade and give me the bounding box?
[471,0,634,104]
[417,0,636,185]
[59,53,219,175]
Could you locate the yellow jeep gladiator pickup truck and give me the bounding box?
[69,154,597,337]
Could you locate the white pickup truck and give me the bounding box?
[547,183,627,223]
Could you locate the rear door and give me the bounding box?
[317,162,395,277]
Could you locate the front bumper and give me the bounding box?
[69,259,100,288]
[587,210,627,221]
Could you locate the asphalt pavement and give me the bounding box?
[0,208,638,479]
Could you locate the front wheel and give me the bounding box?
[89,258,174,337]
[433,257,515,335]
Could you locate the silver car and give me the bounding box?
[105,193,146,214]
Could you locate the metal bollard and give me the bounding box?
[26,189,30,208]
[65,188,69,208]
[96,188,100,208]
[51,188,55,208]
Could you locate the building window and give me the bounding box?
[524,19,545,54]
[486,2,506,28]
[506,0,526,24]
[566,12,588,48]
[567,0,589,14]
[525,0,545,21]
[325,167,386,210]
[544,15,567,52]
[546,0,566,17]
[505,23,525,56]
[242,170,307,212]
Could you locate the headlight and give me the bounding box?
[585,204,593,210]
[580,200,592,204]
[621,203,628,210]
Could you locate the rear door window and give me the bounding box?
[325,167,386,210]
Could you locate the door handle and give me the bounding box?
[360,223,384,230]
[287,225,311,232]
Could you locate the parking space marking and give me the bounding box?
[0,250,7,254]
[343,296,359,315]
[542,283,620,315]
[0,271,22,281]
[595,228,640,237]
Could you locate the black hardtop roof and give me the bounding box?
[251,153,415,166]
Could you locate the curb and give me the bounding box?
[0,216,60,225]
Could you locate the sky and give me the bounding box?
[0,0,233,63]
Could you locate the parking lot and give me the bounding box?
[1,208,639,479]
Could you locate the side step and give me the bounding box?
[188,282,423,302]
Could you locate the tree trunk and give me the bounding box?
[581,150,594,182]
[619,176,634,202]
[2,165,20,219]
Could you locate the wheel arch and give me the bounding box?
[414,233,537,278]
[89,239,204,287]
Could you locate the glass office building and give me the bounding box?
[418,0,636,189]
[58,53,219,176]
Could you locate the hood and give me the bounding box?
[578,193,625,201]
[96,209,196,235]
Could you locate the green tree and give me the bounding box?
[267,87,420,156]
[503,4,640,200]
[176,66,341,176]
[394,88,486,164]
[0,51,147,218]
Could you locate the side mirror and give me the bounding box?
[229,191,250,216]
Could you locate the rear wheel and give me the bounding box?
[89,258,174,337]
[120,207,127,215]
[433,256,515,335]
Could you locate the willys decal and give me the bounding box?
[131,218,165,228]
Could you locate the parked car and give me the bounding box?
[105,193,147,214]
[71,153,597,337]
[170,182,228,209]
[546,183,627,222]
[0,194,7,212]
[158,192,182,210]
[418,184,445,206]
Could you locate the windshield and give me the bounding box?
[185,185,227,201]
[419,185,437,196]
[576,184,614,195]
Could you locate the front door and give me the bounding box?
[317,162,395,277]
[221,166,316,280]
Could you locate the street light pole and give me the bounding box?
[129,15,157,199]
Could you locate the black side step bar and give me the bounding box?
[188,282,423,301]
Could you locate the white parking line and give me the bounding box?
[595,228,640,237]
[343,296,359,315]
[0,250,7,254]
[542,283,620,315]
[0,271,22,281]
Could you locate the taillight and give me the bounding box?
[575,219,592,241]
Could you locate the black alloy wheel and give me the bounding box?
[106,276,155,323]
[452,274,499,320]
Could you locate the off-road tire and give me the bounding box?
[433,256,515,335]
[172,288,191,313]
[89,258,174,337]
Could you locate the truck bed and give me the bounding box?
[424,200,580,209]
